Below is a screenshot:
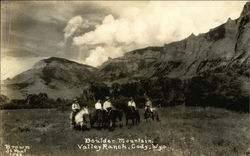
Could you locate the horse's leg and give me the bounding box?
[103,113,107,128]
[99,113,103,129]
[156,113,160,122]
[109,118,114,131]
[98,112,102,129]
[73,122,77,129]
[81,123,84,131]
[144,111,147,120]
[96,118,100,129]
[119,120,123,128]
[100,119,103,129]
[137,111,141,124]
[98,120,101,129]
[90,116,94,128]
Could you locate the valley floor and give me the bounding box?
[0,106,249,156]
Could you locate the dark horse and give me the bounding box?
[90,110,104,129]
[103,109,123,130]
[124,106,140,126]
[144,107,160,122]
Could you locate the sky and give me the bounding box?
[1,1,247,80]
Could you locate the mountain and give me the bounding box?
[98,3,249,81]
[1,2,249,101]
[2,57,96,99]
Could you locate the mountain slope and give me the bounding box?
[2,57,97,99]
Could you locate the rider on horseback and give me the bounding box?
[145,97,153,113]
[128,97,136,113]
[94,99,103,120]
[71,98,81,125]
[95,99,102,112]
[103,96,113,128]
[103,96,112,114]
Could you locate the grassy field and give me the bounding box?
[0,106,249,156]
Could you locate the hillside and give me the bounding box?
[2,57,97,99]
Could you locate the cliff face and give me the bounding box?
[98,2,250,81]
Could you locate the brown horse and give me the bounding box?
[90,110,104,129]
[144,107,160,122]
[102,109,123,131]
[124,106,140,126]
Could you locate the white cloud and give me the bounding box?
[64,16,83,40]
[84,46,123,67]
[72,1,246,67]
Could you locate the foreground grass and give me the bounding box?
[0,106,249,156]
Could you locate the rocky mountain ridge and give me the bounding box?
[98,3,249,80]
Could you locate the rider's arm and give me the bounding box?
[132,102,136,108]
[72,104,76,110]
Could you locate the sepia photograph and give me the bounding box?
[0,1,250,156]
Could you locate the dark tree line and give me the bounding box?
[81,74,248,112]
[185,72,249,112]
[1,71,248,112]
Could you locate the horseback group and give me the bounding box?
[70,96,159,131]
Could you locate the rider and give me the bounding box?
[95,99,102,112]
[94,99,103,117]
[128,97,136,112]
[71,98,81,125]
[103,96,112,113]
[145,97,153,113]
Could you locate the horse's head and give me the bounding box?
[77,108,89,116]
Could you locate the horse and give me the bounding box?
[124,106,140,126]
[144,107,160,122]
[90,109,104,129]
[70,108,91,131]
[109,109,123,129]
[103,109,123,130]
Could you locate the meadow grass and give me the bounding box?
[0,106,249,156]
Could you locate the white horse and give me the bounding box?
[70,108,90,130]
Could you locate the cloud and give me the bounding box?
[1,1,114,79]
[64,15,100,41]
[73,1,246,67]
[64,16,84,39]
[85,46,123,67]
